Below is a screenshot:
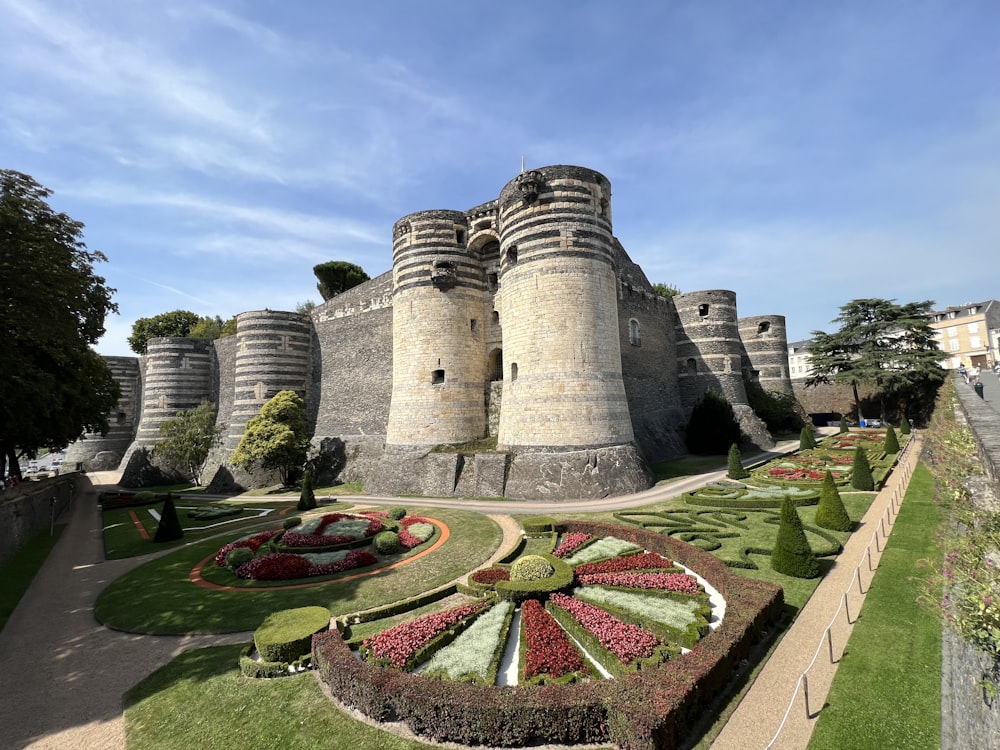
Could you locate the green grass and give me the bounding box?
[808,462,941,750]
[650,454,727,480]
[0,526,64,633]
[96,506,503,634]
[124,644,442,750]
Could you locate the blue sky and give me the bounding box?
[3,0,998,357]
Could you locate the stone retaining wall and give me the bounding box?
[0,474,77,564]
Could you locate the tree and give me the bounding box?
[686,391,741,455]
[298,469,317,511]
[883,424,900,454]
[295,300,317,315]
[128,310,201,354]
[153,496,184,543]
[798,426,816,450]
[313,261,369,301]
[815,470,852,532]
[152,401,224,486]
[727,444,749,479]
[805,298,945,425]
[851,446,874,491]
[187,315,225,340]
[652,282,680,298]
[770,496,820,578]
[0,170,120,481]
[230,390,311,486]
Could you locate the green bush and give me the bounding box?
[226,547,254,570]
[254,606,330,664]
[134,491,156,504]
[770,496,820,578]
[388,506,407,520]
[814,470,852,532]
[900,415,911,435]
[851,446,875,490]
[727,444,749,479]
[799,426,817,450]
[495,555,574,602]
[282,516,302,529]
[744,378,804,433]
[297,470,317,511]
[883,424,900,454]
[839,417,849,434]
[373,530,403,555]
[153,497,184,543]
[509,555,554,581]
[686,390,741,455]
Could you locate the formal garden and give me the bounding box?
[86,424,917,749]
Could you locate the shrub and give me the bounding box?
[153,497,184,543]
[799,426,817,450]
[283,516,302,529]
[297,470,317,511]
[373,530,403,555]
[744,378,804,433]
[521,516,555,535]
[770,496,820,578]
[851,446,875,490]
[686,390,741,455]
[900,415,911,435]
[814,470,852,532]
[839,417,849,434]
[726,444,749,479]
[388,506,407,520]
[883,424,900,454]
[510,555,554,582]
[134,490,156,504]
[226,547,254,570]
[254,605,330,664]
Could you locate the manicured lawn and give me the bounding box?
[0,526,64,633]
[96,506,503,634]
[808,462,941,750]
[124,644,445,750]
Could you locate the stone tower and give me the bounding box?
[495,165,634,450]
[674,290,748,408]
[63,356,140,471]
[385,210,488,446]
[738,314,793,395]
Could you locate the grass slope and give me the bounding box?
[0,527,64,633]
[808,462,941,750]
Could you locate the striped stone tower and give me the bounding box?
[495,165,634,450]
[385,209,488,446]
[64,355,141,471]
[738,314,794,395]
[225,310,312,451]
[674,290,749,408]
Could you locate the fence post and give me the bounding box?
[802,673,810,717]
[827,627,836,664]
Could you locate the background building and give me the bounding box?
[929,300,1000,371]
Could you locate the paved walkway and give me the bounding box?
[0,430,917,750]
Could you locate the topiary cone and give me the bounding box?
[839,417,849,434]
[770,496,820,578]
[727,443,749,479]
[900,415,911,435]
[815,470,852,532]
[298,469,316,511]
[851,446,874,491]
[883,424,900,453]
[154,497,184,543]
[799,426,816,450]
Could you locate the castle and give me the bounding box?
[68,165,794,500]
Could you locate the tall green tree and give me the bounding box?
[0,170,119,480]
[128,310,201,354]
[313,261,369,301]
[652,282,680,298]
[805,298,945,425]
[152,401,224,486]
[230,390,311,486]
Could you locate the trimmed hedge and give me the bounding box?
[520,516,556,536]
[315,521,784,749]
[494,555,574,602]
[254,605,331,664]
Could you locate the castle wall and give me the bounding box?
[385,210,487,446]
[63,356,140,470]
[495,165,634,450]
[738,314,793,395]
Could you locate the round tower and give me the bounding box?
[738,314,793,395]
[64,355,141,470]
[226,310,312,451]
[131,337,213,450]
[495,165,634,450]
[385,209,487,446]
[674,290,749,409]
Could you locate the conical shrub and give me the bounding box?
[883,424,900,454]
[297,470,317,511]
[799,426,817,450]
[851,446,874,491]
[770,496,820,578]
[154,496,184,543]
[727,444,749,479]
[839,417,849,434]
[899,415,911,435]
[815,470,852,531]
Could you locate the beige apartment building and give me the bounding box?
[929,300,1000,371]
[787,340,814,380]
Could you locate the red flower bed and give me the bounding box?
[766,467,827,480]
[552,532,593,558]
[470,567,510,585]
[398,516,433,549]
[283,513,384,548]
[576,571,700,594]
[571,551,674,577]
[549,593,660,664]
[521,599,589,679]
[309,549,377,576]
[363,600,488,669]
[214,529,282,567]
[236,552,311,580]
